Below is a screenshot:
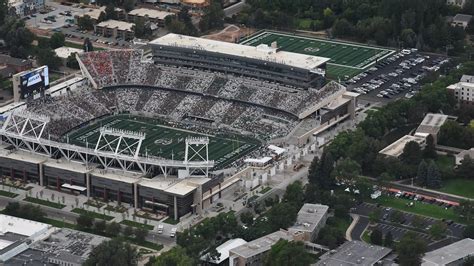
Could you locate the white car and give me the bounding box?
[170,227,177,237]
[157,224,164,234]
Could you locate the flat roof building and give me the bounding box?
[379,135,426,158]
[317,241,392,266]
[128,8,173,27]
[452,14,473,29]
[229,230,294,266]
[149,33,329,88]
[94,20,135,40]
[422,238,474,266]
[447,74,474,108]
[288,203,329,242]
[415,113,449,142]
[201,238,248,264]
[455,148,474,165]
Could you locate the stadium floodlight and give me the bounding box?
[184,137,210,178]
[1,110,50,140]
[95,127,146,159]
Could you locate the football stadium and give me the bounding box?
[240,31,396,80]
[0,33,359,219]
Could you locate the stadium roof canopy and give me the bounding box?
[150,33,330,71]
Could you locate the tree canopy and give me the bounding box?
[84,238,138,266]
[264,240,313,266]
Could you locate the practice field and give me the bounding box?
[67,115,261,168]
[240,31,395,80]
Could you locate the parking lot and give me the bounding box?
[373,222,433,243]
[354,202,466,239]
[345,49,448,103]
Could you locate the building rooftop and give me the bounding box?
[150,33,330,71]
[453,13,473,23]
[379,135,425,158]
[139,176,207,196]
[201,238,247,264]
[229,230,293,259]
[96,20,135,32]
[317,241,392,266]
[422,238,474,266]
[416,113,449,136]
[54,47,83,59]
[91,169,141,184]
[128,8,173,19]
[43,159,91,174]
[460,74,474,83]
[289,203,329,233]
[0,148,48,164]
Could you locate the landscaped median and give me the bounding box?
[0,190,18,198]
[72,208,114,221]
[24,197,66,209]
[120,220,154,230]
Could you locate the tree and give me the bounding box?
[240,211,254,225]
[429,221,447,240]
[369,209,381,224]
[77,214,93,230]
[66,53,79,69]
[332,18,353,37]
[84,238,138,266]
[36,48,62,70]
[50,32,65,49]
[105,4,117,20]
[332,158,361,180]
[456,200,474,221]
[94,220,106,233]
[133,17,149,38]
[77,15,94,30]
[106,222,121,236]
[282,181,304,205]
[463,224,474,238]
[401,141,422,166]
[401,28,417,47]
[83,38,94,52]
[423,135,437,159]
[123,226,134,238]
[384,231,393,247]
[411,215,426,229]
[456,155,474,179]
[199,0,224,32]
[426,160,442,189]
[370,229,383,245]
[416,160,428,186]
[134,227,148,243]
[264,240,313,266]
[123,0,135,12]
[153,246,193,266]
[390,210,404,223]
[396,232,427,266]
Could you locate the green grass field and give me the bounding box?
[372,195,463,223]
[67,114,261,168]
[240,31,395,80]
[438,179,474,199]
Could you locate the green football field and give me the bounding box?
[240,31,395,80]
[67,115,261,168]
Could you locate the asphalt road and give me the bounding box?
[350,216,369,241]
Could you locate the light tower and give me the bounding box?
[184,137,210,178]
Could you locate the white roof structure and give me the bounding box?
[128,8,174,20]
[416,113,449,136]
[150,33,330,71]
[422,238,474,266]
[0,214,50,239]
[54,47,83,59]
[289,203,328,234]
[379,135,426,158]
[244,157,272,165]
[230,230,293,259]
[96,20,135,32]
[268,145,286,155]
[201,238,247,264]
